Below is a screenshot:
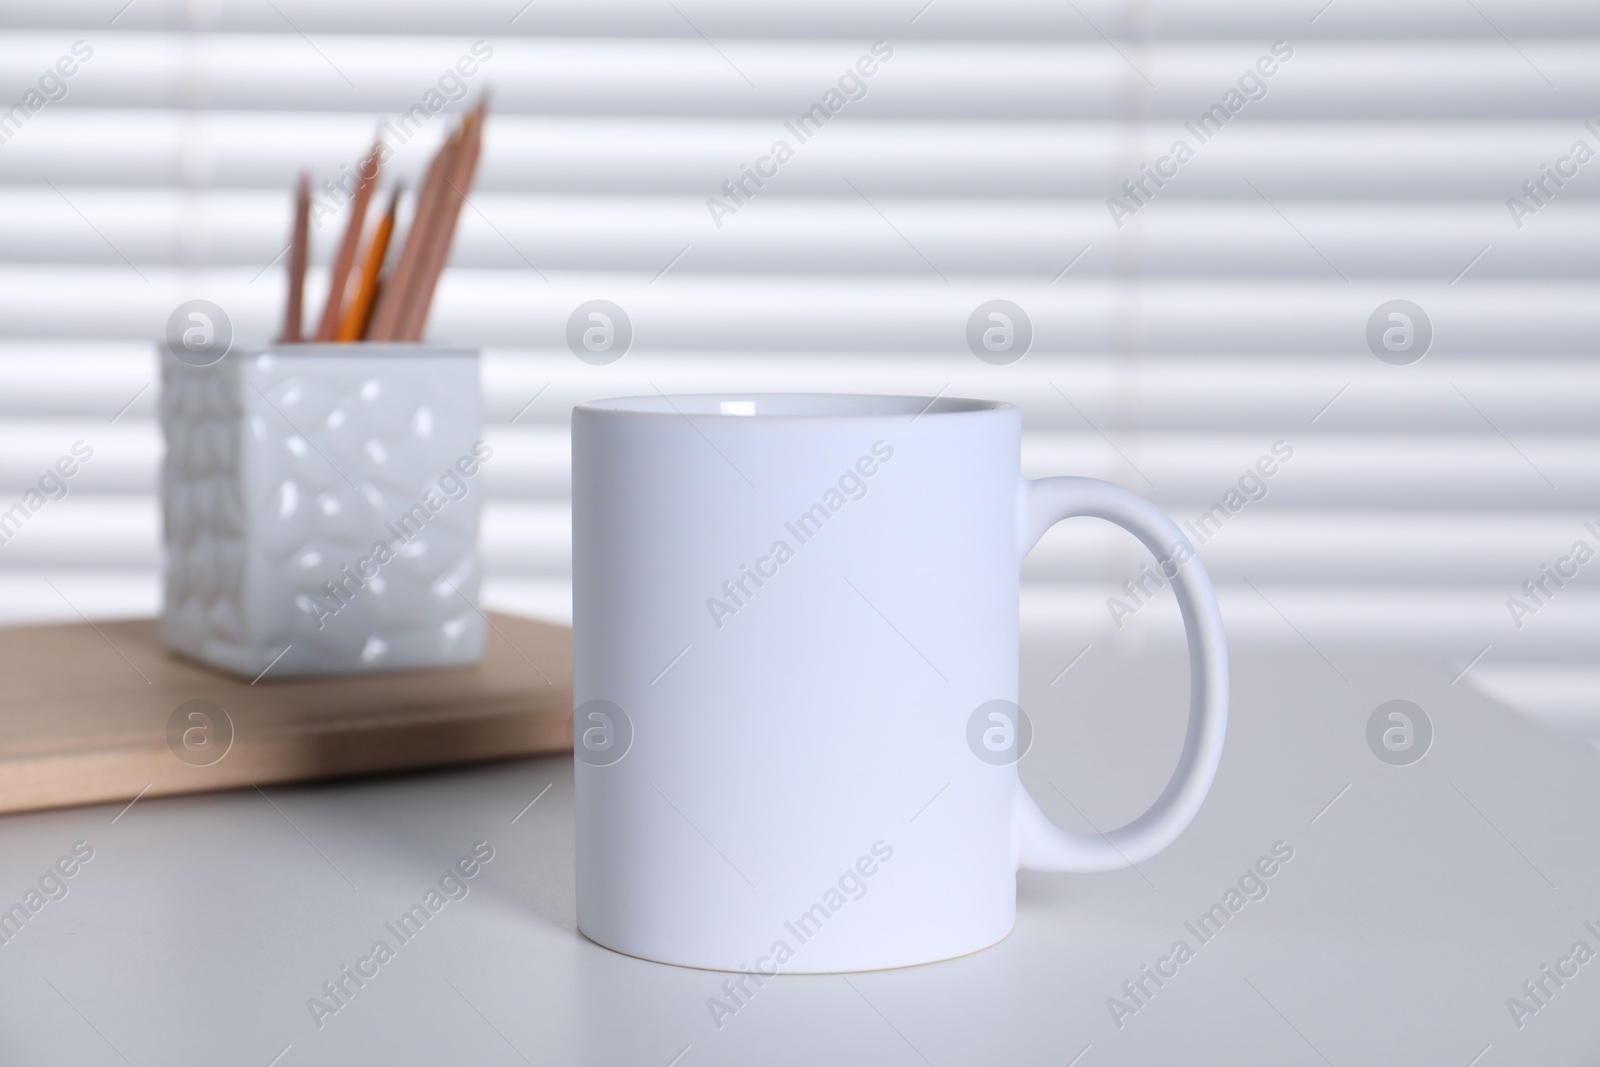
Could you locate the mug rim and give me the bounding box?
[576,393,1012,419]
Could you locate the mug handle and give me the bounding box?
[1012,477,1229,872]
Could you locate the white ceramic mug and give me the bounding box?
[572,394,1227,972]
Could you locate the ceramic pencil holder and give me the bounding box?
[159,343,487,679]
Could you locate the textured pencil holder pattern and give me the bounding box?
[159,343,487,679]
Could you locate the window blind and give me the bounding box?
[0,0,1595,731]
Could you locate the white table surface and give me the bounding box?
[2,640,1597,1066]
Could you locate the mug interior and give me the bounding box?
[579,393,1006,418]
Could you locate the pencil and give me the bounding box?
[363,186,413,340]
[336,187,399,342]
[400,98,487,341]
[282,170,310,343]
[314,142,381,341]
[367,125,460,341]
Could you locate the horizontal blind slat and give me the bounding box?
[5,114,1598,201]
[6,0,1598,40]
[0,189,1594,279]
[0,269,1591,354]
[2,421,1593,507]
[2,349,1595,432]
[4,37,1599,118]
[2,496,1594,586]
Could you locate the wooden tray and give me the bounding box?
[0,612,571,815]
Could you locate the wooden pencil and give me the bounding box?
[314,142,381,341]
[399,99,487,341]
[362,186,413,339]
[282,171,310,343]
[335,187,399,342]
[366,125,460,341]
[393,119,470,343]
